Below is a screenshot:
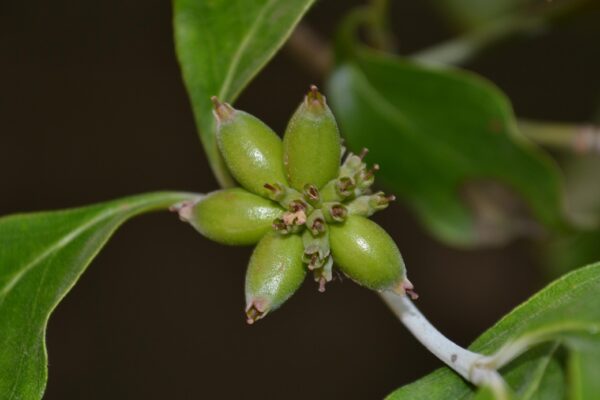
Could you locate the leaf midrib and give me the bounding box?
[217,0,278,100]
[0,207,121,303]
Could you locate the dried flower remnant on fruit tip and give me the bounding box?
[211,96,235,122]
[305,84,326,110]
[169,200,197,222]
[393,279,419,300]
[245,299,268,325]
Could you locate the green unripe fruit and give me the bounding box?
[213,98,288,196]
[283,85,341,191]
[188,188,282,246]
[329,216,406,292]
[245,232,306,323]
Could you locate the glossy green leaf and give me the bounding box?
[174,0,315,187]
[386,262,600,399]
[0,192,195,399]
[327,50,564,246]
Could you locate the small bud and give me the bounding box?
[283,85,341,191]
[211,96,235,121]
[245,233,306,324]
[329,216,407,291]
[313,255,334,292]
[306,209,326,236]
[302,230,330,263]
[355,164,379,190]
[323,202,348,223]
[369,192,395,210]
[181,188,282,245]
[340,150,367,177]
[269,186,309,212]
[347,192,395,217]
[214,99,288,196]
[345,195,371,217]
[319,180,342,202]
[303,184,321,207]
[264,183,286,202]
[335,176,356,199]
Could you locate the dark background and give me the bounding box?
[1,1,600,399]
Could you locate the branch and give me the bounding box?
[412,0,593,66]
[380,292,510,399]
[519,120,600,155]
[285,23,333,78]
[412,15,545,66]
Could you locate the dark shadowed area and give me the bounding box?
[1,0,599,399]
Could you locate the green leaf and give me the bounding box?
[174,0,315,187]
[529,354,565,400]
[0,192,195,399]
[568,347,600,400]
[386,262,600,399]
[544,155,600,276]
[327,50,564,246]
[473,386,498,400]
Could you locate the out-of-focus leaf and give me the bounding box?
[174,0,315,187]
[0,192,195,399]
[545,229,600,277]
[385,262,600,399]
[545,155,600,276]
[327,50,564,246]
[568,347,600,399]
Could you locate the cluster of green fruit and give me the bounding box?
[174,86,414,324]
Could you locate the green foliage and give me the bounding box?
[386,262,600,399]
[328,49,564,246]
[544,155,600,276]
[0,192,194,399]
[173,0,315,187]
[569,348,600,400]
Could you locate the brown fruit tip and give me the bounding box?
[305,84,326,109]
[211,96,234,121]
[245,300,268,325]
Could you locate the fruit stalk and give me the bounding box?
[380,291,509,398]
